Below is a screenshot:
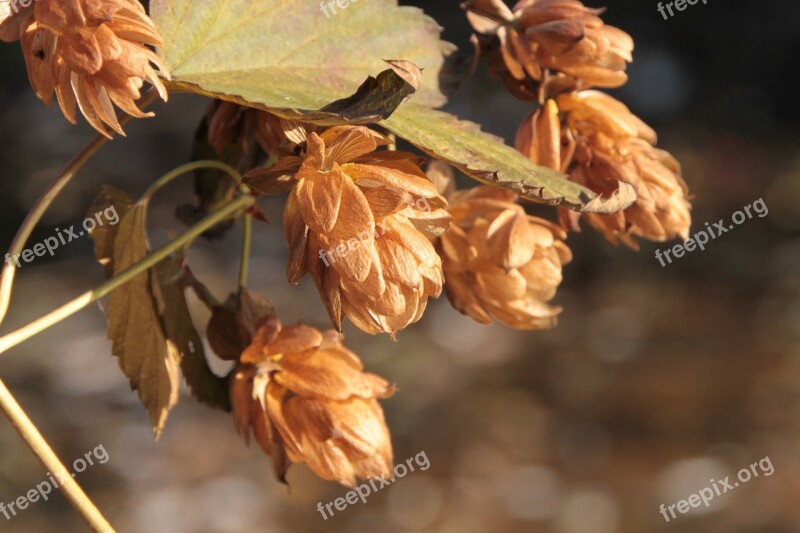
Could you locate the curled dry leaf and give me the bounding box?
[579,181,637,214]
[317,61,422,124]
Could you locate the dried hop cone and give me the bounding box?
[230,318,395,487]
[248,125,452,337]
[463,0,633,94]
[516,93,692,248]
[4,0,170,137]
[206,100,288,157]
[439,186,572,330]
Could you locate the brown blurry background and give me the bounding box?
[1,0,799,531]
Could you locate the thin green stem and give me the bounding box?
[238,212,252,291]
[0,90,159,329]
[0,136,107,328]
[141,160,242,202]
[0,379,115,532]
[0,194,254,355]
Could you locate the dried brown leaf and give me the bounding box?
[152,254,230,411]
[102,201,181,438]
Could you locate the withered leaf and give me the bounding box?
[237,290,277,341]
[86,186,135,277]
[207,294,243,362]
[153,254,230,411]
[100,199,181,439]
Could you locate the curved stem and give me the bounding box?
[183,266,220,311]
[238,212,252,291]
[0,379,115,532]
[0,194,254,355]
[141,160,242,202]
[0,90,159,329]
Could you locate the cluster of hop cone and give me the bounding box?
[2,0,691,487]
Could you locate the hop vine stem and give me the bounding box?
[0,88,159,330]
[0,192,254,531]
[0,91,163,533]
[238,212,253,291]
[0,121,250,530]
[0,379,116,532]
[0,192,254,354]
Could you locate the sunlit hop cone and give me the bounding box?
[516,91,691,248]
[439,186,572,330]
[229,318,395,486]
[463,0,633,96]
[249,125,452,336]
[3,0,169,137]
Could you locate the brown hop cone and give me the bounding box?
[463,0,633,93]
[10,0,169,137]
[229,318,395,486]
[516,92,692,248]
[439,186,572,330]
[206,100,289,157]
[249,125,452,336]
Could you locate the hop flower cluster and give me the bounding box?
[1,0,169,136]
[464,0,633,98]
[466,0,692,248]
[237,116,572,334]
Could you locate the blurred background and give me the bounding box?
[1,0,799,531]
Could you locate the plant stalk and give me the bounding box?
[0,194,254,355]
[0,90,159,329]
[0,379,116,532]
[238,213,252,291]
